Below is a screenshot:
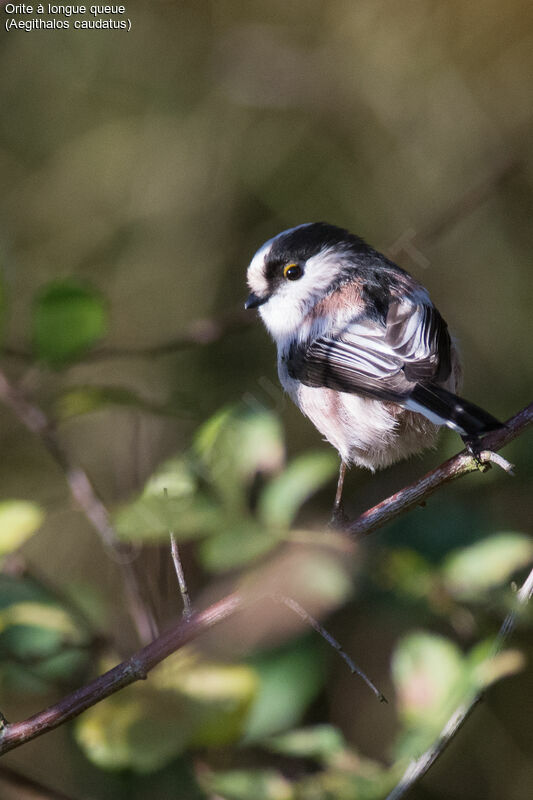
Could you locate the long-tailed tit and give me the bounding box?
[245,222,503,521]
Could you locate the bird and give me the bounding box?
[244,222,504,524]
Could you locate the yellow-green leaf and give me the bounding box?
[443,533,533,600]
[0,500,44,556]
[258,451,338,528]
[33,280,107,366]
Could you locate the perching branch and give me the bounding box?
[0,593,244,755]
[0,402,529,758]
[0,368,158,647]
[348,401,532,538]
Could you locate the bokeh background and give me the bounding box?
[0,1,532,798]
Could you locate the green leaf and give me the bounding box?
[266,725,346,763]
[142,456,197,499]
[297,764,398,800]
[114,493,219,543]
[114,455,218,543]
[378,548,435,600]
[442,533,533,600]
[75,687,193,772]
[0,575,90,691]
[0,500,44,557]
[392,632,464,729]
[198,521,285,573]
[203,769,294,800]
[467,638,525,689]
[76,650,258,772]
[243,637,326,742]
[173,657,259,748]
[194,405,285,510]
[33,280,107,366]
[258,451,339,528]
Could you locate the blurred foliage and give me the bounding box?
[114,403,338,575]
[33,280,107,366]
[0,1,533,799]
[0,574,92,692]
[75,649,259,771]
[0,500,44,560]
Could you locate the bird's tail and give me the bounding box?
[408,383,504,437]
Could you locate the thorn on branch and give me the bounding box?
[165,489,193,620]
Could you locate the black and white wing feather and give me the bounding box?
[287,298,502,436]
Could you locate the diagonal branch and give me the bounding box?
[348,402,533,538]
[0,593,243,755]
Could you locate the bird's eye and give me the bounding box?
[283,263,302,281]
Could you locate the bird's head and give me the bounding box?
[245,222,371,339]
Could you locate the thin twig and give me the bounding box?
[276,594,386,702]
[169,533,193,619]
[0,368,158,647]
[348,402,532,538]
[0,592,243,755]
[385,558,533,800]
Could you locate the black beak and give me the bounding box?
[244,292,268,310]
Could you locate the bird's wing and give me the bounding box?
[287,298,452,403]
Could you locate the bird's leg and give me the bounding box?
[461,434,490,472]
[330,460,349,528]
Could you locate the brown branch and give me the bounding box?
[0,593,243,755]
[348,402,533,538]
[0,369,158,647]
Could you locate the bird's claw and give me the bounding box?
[329,504,350,530]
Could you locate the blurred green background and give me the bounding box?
[0,1,532,798]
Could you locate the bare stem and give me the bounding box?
[0,368,158,647]
[169,533,193,619]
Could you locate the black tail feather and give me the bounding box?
[410,383,504,437]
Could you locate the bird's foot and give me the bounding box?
[461,435,490,472]
[329,503,350,530]
[462,437,514,475]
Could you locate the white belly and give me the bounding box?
[278,357,439,470]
